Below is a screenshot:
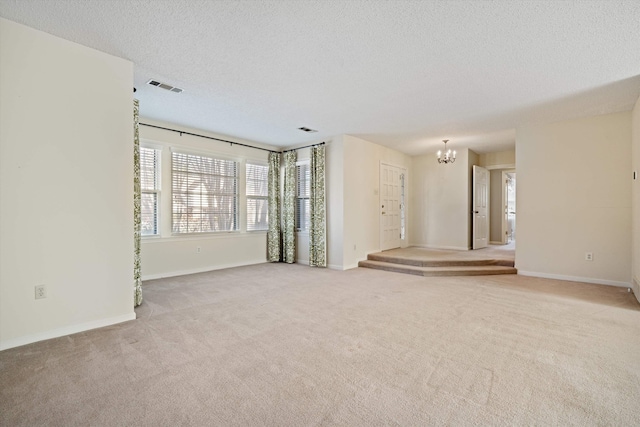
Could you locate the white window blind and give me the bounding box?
[140,147,159,236]
[296,162,310,231]
[172,152,238,233]
[246,163,268,231]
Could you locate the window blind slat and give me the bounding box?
[172,152,238,233]
[246,163,269,231]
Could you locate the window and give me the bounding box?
[296,162,310,230]
[172,152,238,233]
[246,163,268,231]
[140,147,159,236]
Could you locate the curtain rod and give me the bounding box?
[139,123,277,153]
[140,122,325,154]
[281,141,326,153]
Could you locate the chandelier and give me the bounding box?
[437,139,456,164]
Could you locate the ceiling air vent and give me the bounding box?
[146,79,183,94]
[298,127,318,133]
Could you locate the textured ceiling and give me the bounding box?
[1,0,639,154]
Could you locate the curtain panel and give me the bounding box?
[267,152,281,262]
[133,99,143,307]
[309,146,327,267]
[282,151,297,263]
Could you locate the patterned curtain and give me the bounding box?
[133,99,143,307]
[267,152,281,262]
[282,150,297,263]
[309,146,327,267]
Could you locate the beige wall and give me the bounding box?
[632,96,640,301]
[410,149,475,250]
[341,135,411,269]
[516,111,632,287]
[479,150,515,168]
[0,18,135,350]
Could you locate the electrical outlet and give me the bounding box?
[35,285,46,299]
[585,252,593,261]
[196,247,201,253]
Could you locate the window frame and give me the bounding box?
[295,161,311,232]
[171,149,240,235]
[246,161,269,232]
[140,145,160,237]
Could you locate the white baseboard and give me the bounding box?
[489,241,505,245]
[142,259,267,280]
[0,312,136,351]
[328,263,344,270]
[344,263,359,270]
[518,270,631,288]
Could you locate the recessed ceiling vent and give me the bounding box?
[146,79,183,93]
[298,127,318,133]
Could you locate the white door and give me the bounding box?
[380,163,403,250]
[472,165,489,249]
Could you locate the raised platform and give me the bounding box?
[358,245,516,277]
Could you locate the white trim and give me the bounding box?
[0,312,136,351]
[485,163,516,170]
[297,259,309,266]
[632,276,640,304]
[344,263,359,270]
[489,240,504,245]
[517,270,631,288]
[142,259,267,281]
[328,263,344,270]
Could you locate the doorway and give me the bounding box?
[504,172,516,244]
[380,163,407,251]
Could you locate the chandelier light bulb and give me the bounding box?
[437,139,456,164]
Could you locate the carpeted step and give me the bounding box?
[366,253,514,268]
[358,259,517,277]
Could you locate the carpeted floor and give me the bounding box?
[1,263,639,425]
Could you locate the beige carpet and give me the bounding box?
[1,263,640,425]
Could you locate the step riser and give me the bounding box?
[359,262,517,277]
[366,255,514,268]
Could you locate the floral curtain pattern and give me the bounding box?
[282,150,297,263]
[133,99,143,307]
[309,146,327,267]
[267,152,281,262]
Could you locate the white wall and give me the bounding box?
[0,18,135,350]
[516,111,632,287]
[631,96,640,301]
[326,136,345,269]
[342,135,411,269]
[478,150,516,168]
[410,149,475,250]
[139,121,277,279]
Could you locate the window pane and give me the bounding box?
[140,147,159,236]
[247,197,268,231]
[296,163,311,230]
[141,192,157,236]
[172,152,238,233]
[246,164,269,231]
